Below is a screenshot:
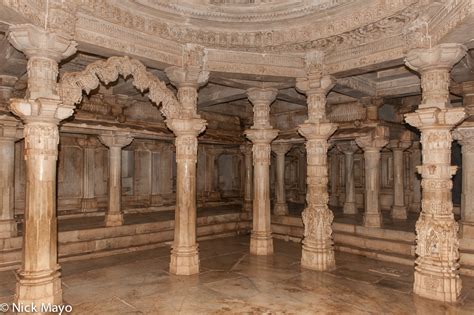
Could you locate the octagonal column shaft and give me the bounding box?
[356,127,389,228]
[166,54,209,275]
[296,68,337,271]
[240,144,253,213]
[7,23,77,307]
[0,120,18,238]
[245,88,279,255]
[272,142,292,215]
[404,43,467,303]
[336,141,358,214]
[99,134,133,227]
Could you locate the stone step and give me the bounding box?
[0,213,251,271]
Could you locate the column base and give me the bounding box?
[250,231,273,256]
[363,212,383,228]
[169,245,200,275]
[343,202,357,215]
[301,239,335,271]
[81,198,98,212]
[0,219,17,238]
[414,265,461,303]
[273,202,289,216]
[105,213,124,227]
[391,205,408,220]
[243,200,252,213]
[16,269,62,308]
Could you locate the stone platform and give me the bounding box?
[0,205,250,271]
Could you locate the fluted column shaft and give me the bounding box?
[404,43,467,302]
[272,142,292,215]
[245,87,279,255]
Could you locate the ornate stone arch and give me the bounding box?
[60,56,181,119]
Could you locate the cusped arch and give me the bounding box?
[60,56,181,119]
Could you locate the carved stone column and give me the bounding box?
[328,149,339,207]
[240,144,253,213]
[336,141,359,214]
[245,87,279,255]
[454,127,474,239]
[404,43,467,302]
[388,132,412,220]
[409,141,422,212]
[0,118,19,238]
[356,127,389,228]
[77,137,98,212]
[165,45,209,275]
[7,23,77,306]
[297,68,337,271]
[272,142,292,215]
[203,147,220,201]
[99,133,133,227]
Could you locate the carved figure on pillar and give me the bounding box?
[7,23,77,306]
[272,142,292,216]
[297,51,337,271]
[99,133,134,227]
[404,43,467,303]
[336,141,359,215]
[245,87,279,255]
[356,126,389,228]
[165,43,209,275]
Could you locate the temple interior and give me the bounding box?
[1,0,474,314]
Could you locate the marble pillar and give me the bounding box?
[409,141,422,213]
[78,137,98,212]
[336,141,359,214]
[99,133,133,227]
[389,134,412,220]
[0,118,19,238]
[328,149,339,207]
[245,87,279,256]
[204,148,220,201]
[356,127,389,228]
[7,23,77,306]
[272,142,292,216]
[404,43,467,302]
[454,126,474,239]
[165,49,208,274]
[240,144,253,213]
[297,67,337,271]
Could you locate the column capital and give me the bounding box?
[166,117,206,137]
[298,122,337,141]
[405,43,467,73]
[272,142,292,155]
[247,87,278,129]
[389,130,413,151]
[405,107,466,130]
[356,126,389,150]
[9,98,74,124]
[0,116,20,141]
[454,125,474,153]
[336,140,359,154]
[99,133,134,148]
[296,75,335,96]
[77,137,99,149]
[165,44,209,89]
[245,128,279,144]
[8,24,77,62]
[361,96,384,121]
[240,143,253,155]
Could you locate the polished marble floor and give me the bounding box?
[1,235,473,314]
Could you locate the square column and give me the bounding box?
[99,133,133,227]
[296,58,337,271]
[271,142,292,215]
[405,43,467,303]
[356,127,389,228]
[8,23,77,306]
[245,87,279,255]
[336,141,359,214]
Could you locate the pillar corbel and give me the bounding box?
[388,131,412,220]
[165,43,209,275]
[7,23,77,306]
[297,65,337,271]
[356,126,389,228]
[404,43,467,303]
[99,133,134,227]
[271,142,292,215]
[335,141,359,215]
